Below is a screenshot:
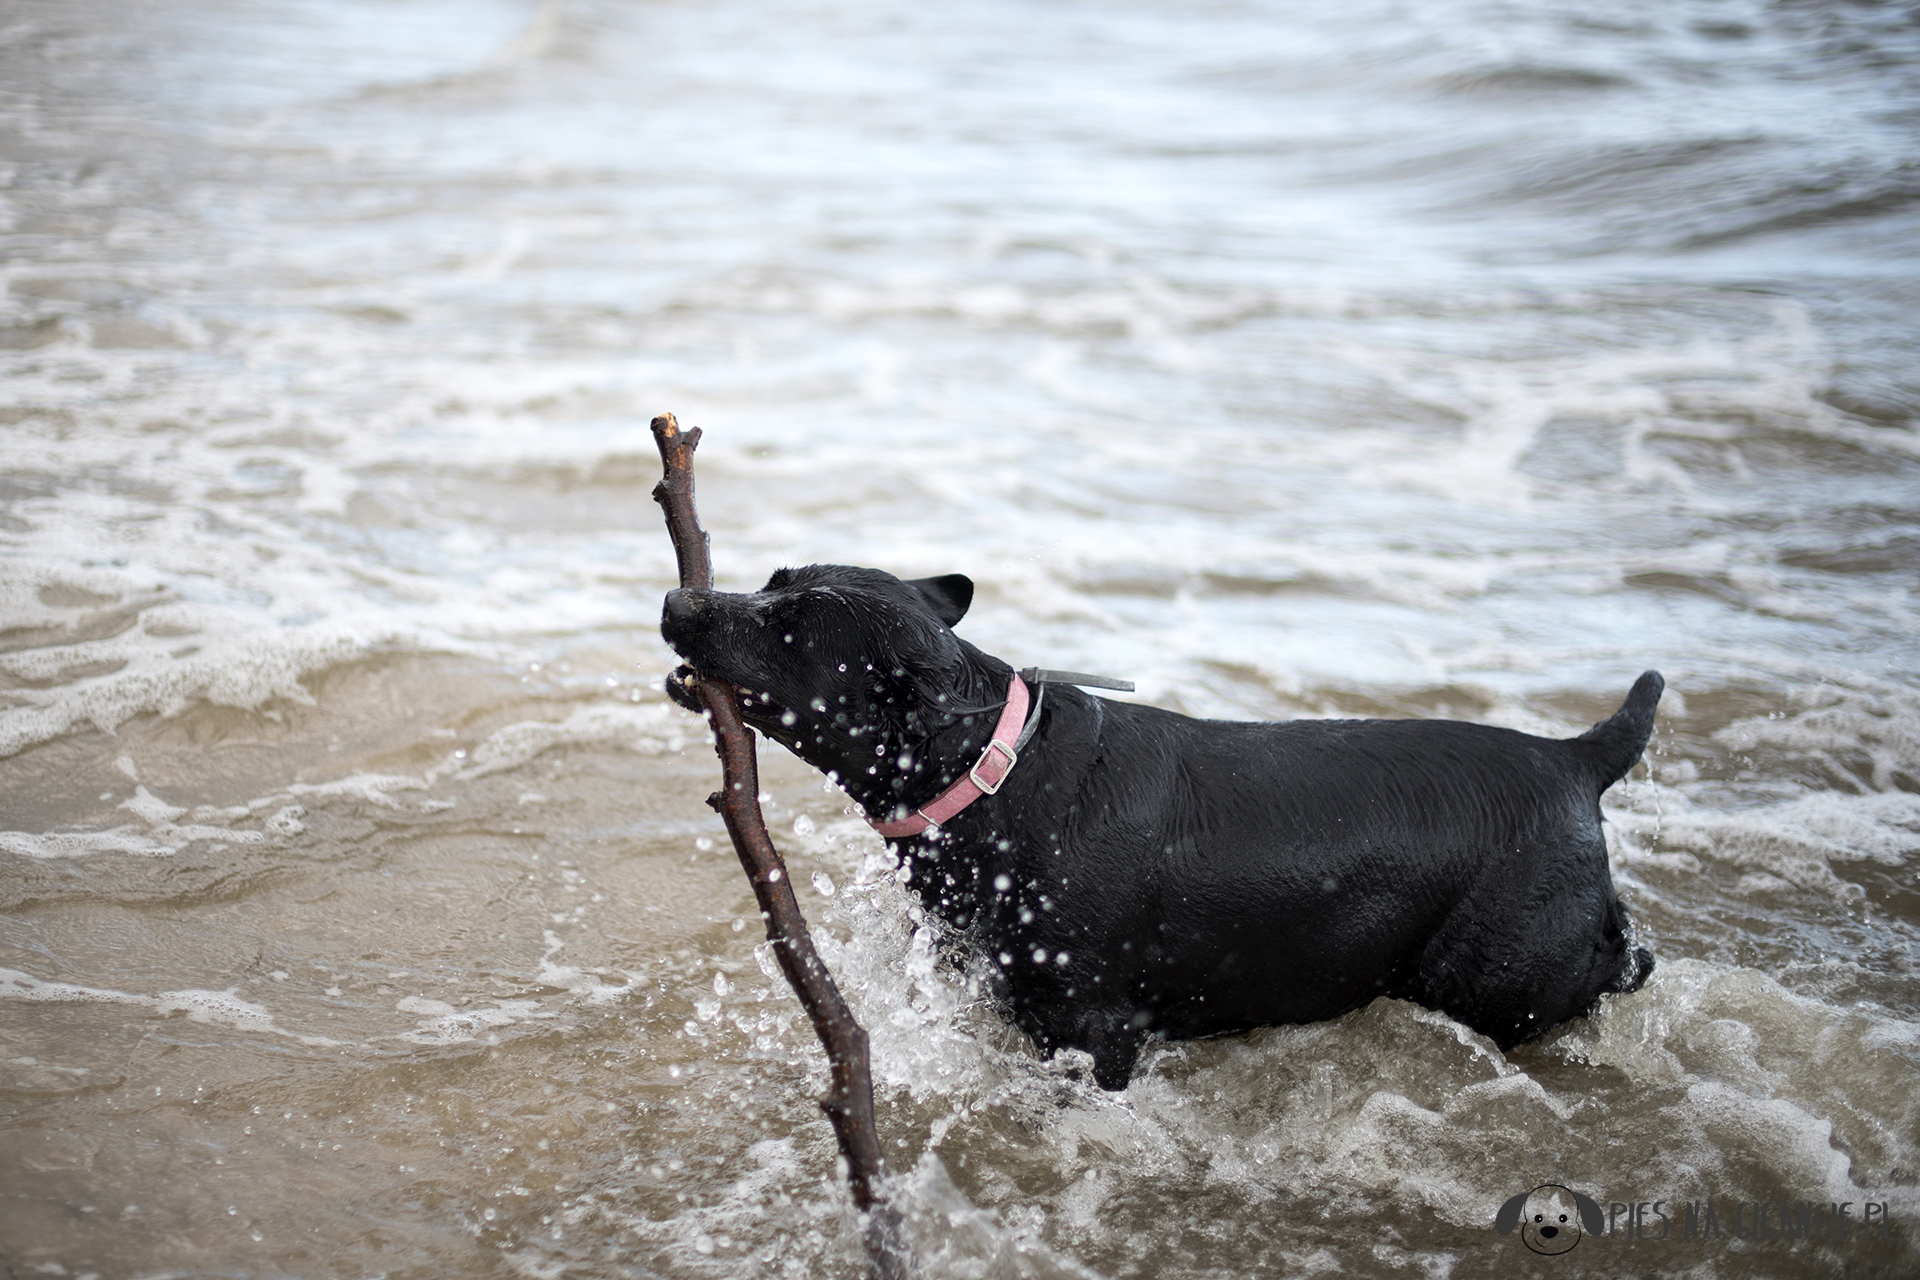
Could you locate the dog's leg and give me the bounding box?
[1058,1008,1144,1091]
[1087,1030,1141,1091]
[1407,872,1645,1048]
[1014,973,1149,1090]
[1600,895,1655,995]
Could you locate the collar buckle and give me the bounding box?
[968,739,1018,795]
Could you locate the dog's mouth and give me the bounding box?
[667,662,798,733]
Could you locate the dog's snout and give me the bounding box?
[662,587,708,630]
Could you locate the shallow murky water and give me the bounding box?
[2,0,1917,1276]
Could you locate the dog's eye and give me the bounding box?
[1558,1214,1567,1222]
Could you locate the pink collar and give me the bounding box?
[867,673,1029,839]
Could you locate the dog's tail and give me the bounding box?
[1572,670,1664,791]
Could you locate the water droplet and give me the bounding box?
[993,874,1012,892]
[812,870,835,897]
[695,1235,716,1255]
[792,814,815,837]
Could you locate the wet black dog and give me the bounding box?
[661,564,1658,1089]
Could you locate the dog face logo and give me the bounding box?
[1496,1184,1603,1256]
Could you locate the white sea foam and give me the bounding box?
[0,554,434,759]
[1715,682,1920,794]
[894,1153,1110,1280]
[384,930,643,1045]
[453,703,682,781]
[536,930,641,1007]
[1,779,272,860]
[0,967,343,1047]
[395,996,546,1046]
[277,773,430,808]
[0,698,680,862]
[1611,784,1920,899]
[1553,959,1919,1191]
[0,828,181,859]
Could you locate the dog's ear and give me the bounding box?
[1572,1190,1603,1235]
[1494,1192,1529,1235]
[906,574,973,628]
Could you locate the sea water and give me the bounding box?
[2,0,1916,1275]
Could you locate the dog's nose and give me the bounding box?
[661,588,709,634]
[1540,1226,1558,1239]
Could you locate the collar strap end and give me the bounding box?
[1019,667,1134,692]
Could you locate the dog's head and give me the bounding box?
[1495,1184,1602,1256]
[660,565,998,800]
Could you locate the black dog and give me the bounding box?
[661,565,1658,1089]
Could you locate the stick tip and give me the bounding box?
[650,412,679,436]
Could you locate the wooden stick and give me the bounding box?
[650,414,909,1279]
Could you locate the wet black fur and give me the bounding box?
[661,564,1659,1089]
